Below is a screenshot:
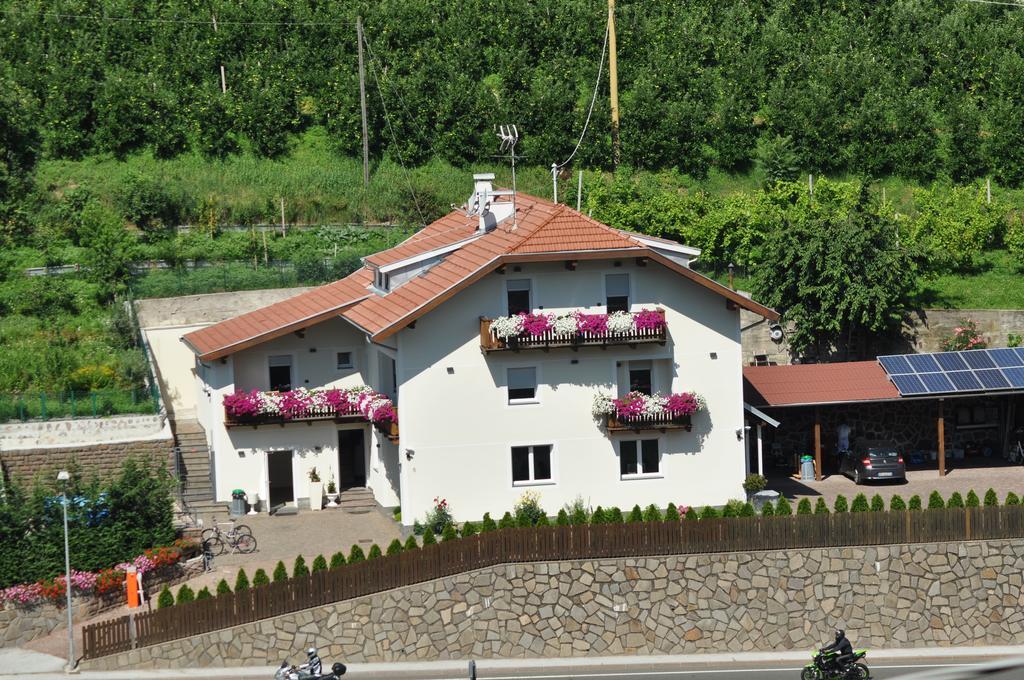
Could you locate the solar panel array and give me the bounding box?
[878,348,1024,396]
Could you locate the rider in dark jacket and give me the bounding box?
[822,629,855,670]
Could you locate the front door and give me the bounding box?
[267,450,294,510]
[338,429,366,488]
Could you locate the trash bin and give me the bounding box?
[751,490,780,512]
[230,489,247,517]
[800,455,816,481]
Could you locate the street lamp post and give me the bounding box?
[57,470,75,672]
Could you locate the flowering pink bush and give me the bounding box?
[665,392,701,415]
[633,309,666,331]
[521,312,554,336]
[592,390,705,419]
[223,386,394,425]
[576,312,609,334]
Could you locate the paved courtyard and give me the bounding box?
[769,459,1024,507]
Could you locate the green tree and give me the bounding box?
[834,495,849,513]
[684,507,698,520]
[293,555,309,578]
[870,495,885,512]
[814,498,830,515]
[498,512,514,529]
[775,497,793,516]
[890,495,907,511]
[753,182,916,359]
[441,524,458,542]
[349,545,366,562]
[664,504,680,521]
[480,513,497,532]
[403,535,419,551]
[536,514,550,526]
[757,134,800,185]
[216,579,231,596]
[908,495,923,511]
[386,539,403,555]
[234,568,250,592]
[311,555,327,572]
[157,586,174,609]
[928,491,945,509]
[330,552,346,568]
[965,490,980,508]
[367,544,382,559]
[252,569,269,586]
[984,489,998,507]
[590,507,607,525]
[78,201,139,300]
[195,586,212,601]
[570,505,589,525]
[422,528,436,546]
[797,498,812,515]
[176,584,195,604]
[947,492,964,508]
[460,521,477,537]
[739,502,756,518]
[273,561,288,582]
[1006,492,1020,506]
[760,502,775,517]
[607,507,624,524]
[0,70,39,224]
[700,505,720,519]
[642,504,661,522]
[628,505,644,522]
[556,509,570,526]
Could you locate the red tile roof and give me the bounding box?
[184,192,779,359]
[743,361,899,407]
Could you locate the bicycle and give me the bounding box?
[201,520,257,555]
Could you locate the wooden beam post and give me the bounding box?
[938,399,946,477]
[814,407,822,481]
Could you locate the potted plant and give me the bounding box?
[742,473,767,500]
[308,467,323,511]
[325,476,339,508]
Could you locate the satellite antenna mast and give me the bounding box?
[496,125,520,227]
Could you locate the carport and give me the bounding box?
[743,348,1024,480]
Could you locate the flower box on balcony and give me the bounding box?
[481,308,667,352]
[223,387,398,442]
[593,390,703,434]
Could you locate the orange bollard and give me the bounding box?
[126,566,140,609]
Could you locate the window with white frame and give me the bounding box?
[507,367,537,403]
[620,439,660,478]
[336,351,354,370]
[627,360,653,395]
[605,273,630,313]
[511,444,553,484]
[506,279,532,315]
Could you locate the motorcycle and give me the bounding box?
[800,649,870,679]
[274,660,347,680]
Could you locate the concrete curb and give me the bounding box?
[4,645,1023,679]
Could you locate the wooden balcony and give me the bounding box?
[605,412,692,433]
[224,403,399,442]
[480,309,667,352]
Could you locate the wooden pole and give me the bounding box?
[212,14,226,93]
[280,198,286,236]
[577,170,584,212]
[814,408,822,481]
[607,0,620,169]
[938,399,946,477]
[357,17,370,188]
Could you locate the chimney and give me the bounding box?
[466,172,514,233]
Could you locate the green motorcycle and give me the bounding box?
[800,649,871,679]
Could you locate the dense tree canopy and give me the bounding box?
[1,1,1024,183]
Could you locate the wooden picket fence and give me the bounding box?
[82,506,1024,660]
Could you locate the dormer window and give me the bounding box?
[374,268,390,292]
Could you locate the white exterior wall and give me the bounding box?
[396,259,747,524]
[201,317,401,508]
[145,325,206,419]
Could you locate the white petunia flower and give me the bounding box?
[606,311,635,335]
[491,315,525,339]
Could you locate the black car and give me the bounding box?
[839,441,906,484]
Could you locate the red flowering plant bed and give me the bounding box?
[592,390,705,431]
[484,308,667,351]
[223,386,394,427]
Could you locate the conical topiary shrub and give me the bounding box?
[870,494,885,512]
[556,509,570,526]
[850,493,869,512]
[293,555,309,578]
[685,506,698,520]
[643,504,661,522]
[216,579,231,596]
[460,521,477,537]
[927,491,944,509]
[947,492,964,508]
[1006,492,1020,506]
[386,539,403,555]
[590,507,607,525]
[252,568,269,586]
[441,524,458,541]
[834,495,849,513]
[195,586,212,601]
[422,528,436,545]
[664,503,680,521]
[329,552,346,568]
[273,561,288,582]
[984,488,998,506]
[403,535,419,551]
[311,555,327,572]
[234,569,249,592]
[607,507,624,523]
[700,505,719,519]
[739,502,756,517]
[348,545,366,562]
[797,498,812,515]
[498,512,514,529]
[908,495,922,510]
[367,544,382,559]
[890,495,906,511]
[536,513,550,526]
[481,513,497,532]
[628,505,644,522]
[965,490,979,507]
[761,502,775,517]
[158,586,174,609]
[775,496,793,516]
[175,584,193,604]
[570,505,588,525]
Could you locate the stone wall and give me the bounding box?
[0,414,170,449]
[83,538,1024,670]
[0,599,103,650]
[0,438,174,484]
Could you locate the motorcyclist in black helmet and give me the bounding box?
[821,628,855,672]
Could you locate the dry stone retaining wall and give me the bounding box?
[0,438,174,483]
[83,538,1024,670]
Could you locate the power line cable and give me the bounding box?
[361,31,428,228]
[959,0,1024,6]
[555,16,610,170]
[0,8,335,26]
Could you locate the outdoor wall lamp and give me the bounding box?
[735,426,749,440]
[405,449,415,461]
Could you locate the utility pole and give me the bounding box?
[212,14,226,93]
[607,0,620,169]
[357,17,370,188]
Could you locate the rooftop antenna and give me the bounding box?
[496,124,519,228]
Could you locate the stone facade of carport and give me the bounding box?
[762,398,961,475]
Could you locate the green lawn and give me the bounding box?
[916,249,1024,309]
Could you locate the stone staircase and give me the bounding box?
[172,420,228,524]
[337,487,379,514]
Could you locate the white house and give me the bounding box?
[183,175,777,523]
